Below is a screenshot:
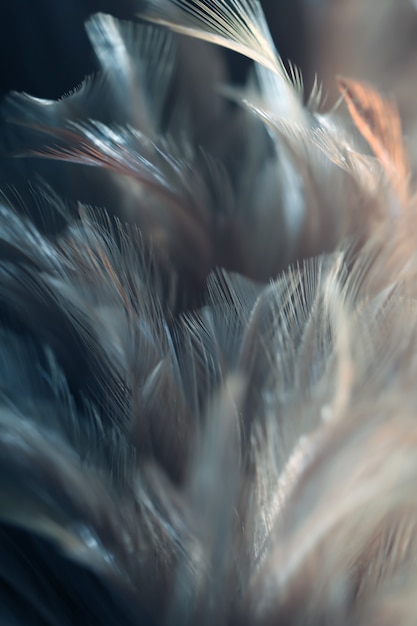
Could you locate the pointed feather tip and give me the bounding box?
[138,0,289,78]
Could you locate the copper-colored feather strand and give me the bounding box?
[337,76,410,208]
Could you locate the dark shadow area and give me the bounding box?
[0,0,309,99]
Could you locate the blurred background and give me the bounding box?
[2,0,417,118]
[0,0,310,99]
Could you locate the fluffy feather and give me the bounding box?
[1,1,417,625]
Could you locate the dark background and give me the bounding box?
[0,0,310,100]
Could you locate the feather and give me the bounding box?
[337,76,409,205]
[141,0,281,75]
[1,1,417,625]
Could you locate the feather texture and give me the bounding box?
[0,1,417,625]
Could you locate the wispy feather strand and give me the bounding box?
[0,1,417,624]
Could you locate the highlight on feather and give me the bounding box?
[141,0,281,75]
[141,0,305,123]
[1,0,417,625]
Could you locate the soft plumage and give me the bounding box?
[0,1,417,624]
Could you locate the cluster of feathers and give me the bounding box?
[2,0,417,624]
